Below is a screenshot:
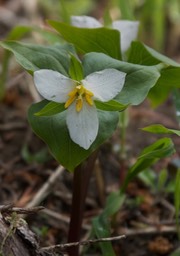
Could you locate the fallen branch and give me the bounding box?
[0,206,46,256]
[26,165,65,208]
[0,204,44,215]
[41,235,126,253]
[119,225,178,236]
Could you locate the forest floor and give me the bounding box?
[0,1,180,256]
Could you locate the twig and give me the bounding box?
[41,235,126,252]
[7,72,26,89]
[54,190,98,208]
[26,165,65,208]
[0,122,26,131]
[0,205,44,215]
[158,198,175,220]
[42,208,91,231]
[42,208,70,224]
[136,211,179,226]
[120,225,178,236]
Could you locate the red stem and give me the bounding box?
[67,151,98,256]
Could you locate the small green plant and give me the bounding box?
[32,225,49,238]
[0,213,19,255]
[21,145,51,164]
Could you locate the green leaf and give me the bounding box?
[117,0,134,20]
[173,88,180,125]
[21,145,51,164]
[28,100,119,171]
[175,170,180,228]
[69,54,83,80]
[6,25,32,40]
[103,191,125,216]
[121,138,175,192]
[95,100,128,111]
[92,191,125,255]
[6,25,61,43]
[48,20,121,59]
[128,41,180,107]
[142,124,180,136]
[138,168,157,189]
[34,99,128,118]
[82,52,160,105]
[148,0,165,51]
[59,0,93,19]
[0,41,74,76]
[149,66,180,107]
[35,101,65,116]
[170,248,180,256]
[0,26,32,99]
[128,41,180,67]
[92,216,116,256]
[32,26,63,44]
[158,169,168,191]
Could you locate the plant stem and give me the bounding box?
[0,51,10,100]
[119,110,128,186]
[67,151,98,256]
[119,111,127,159]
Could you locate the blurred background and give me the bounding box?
[0,0,179,57]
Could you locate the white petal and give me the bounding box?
[71,15,102,28]
[34,69,76,103]
[82,69,126,102]
[66,101,98,149]
[112,20,139,52]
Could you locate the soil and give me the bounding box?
[0,1,180,256]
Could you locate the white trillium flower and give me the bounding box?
[71,16,139,53]
[112,20,139,53]
[71,16,103,28]
[34,69,126,150]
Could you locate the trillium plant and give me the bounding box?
[71,15,139,54]
[1,13,180,256]
[34,68,126,149]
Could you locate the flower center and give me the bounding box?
[65,83,94,112]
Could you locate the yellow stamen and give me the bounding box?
[76,97,83,112]
[65,95,76,108]
[65,88,77,108]
[85,89,94,96]
[85,94,93,106]
[68,88,78,97]
[64,83,94,112]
